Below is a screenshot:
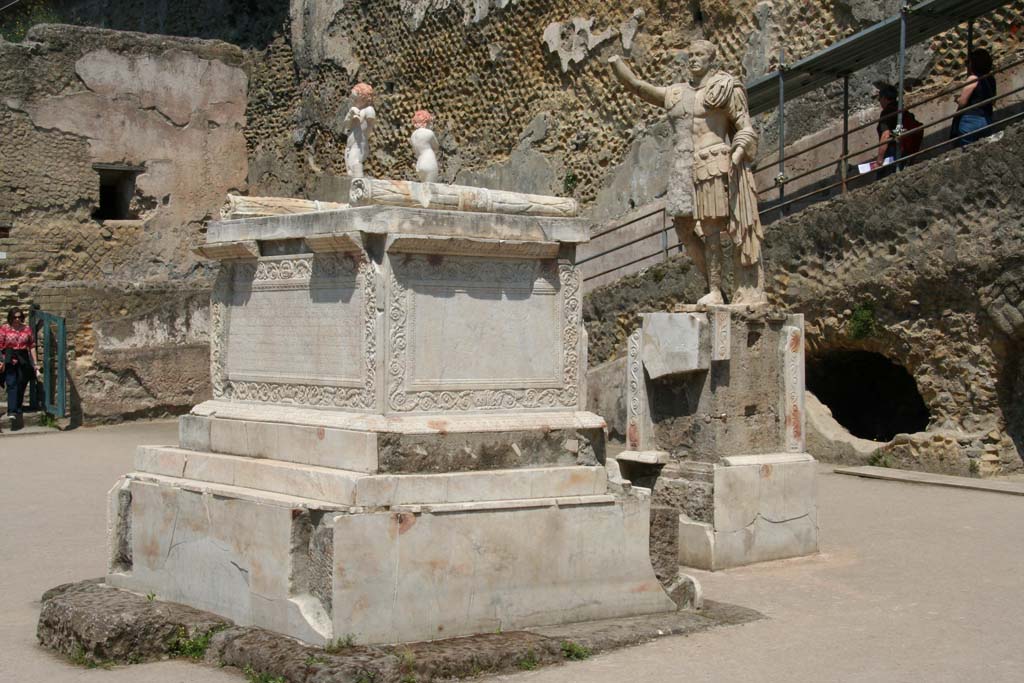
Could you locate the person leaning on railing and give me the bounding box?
[0,307,37,431]
[955,48,996,146]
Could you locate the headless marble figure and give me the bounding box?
[343,82,376,178]
[610,41,766,305]
[410,110,440,183]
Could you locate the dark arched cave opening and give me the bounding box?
[806,350,931,442]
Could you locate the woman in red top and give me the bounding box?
[0,308,37,431]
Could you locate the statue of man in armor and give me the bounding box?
[610,41,765,305]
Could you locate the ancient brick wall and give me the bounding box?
[0,25,248,422]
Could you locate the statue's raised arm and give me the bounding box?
[609,56,667,109]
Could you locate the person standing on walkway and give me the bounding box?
[0,308,37,431]
[956,48,996,146]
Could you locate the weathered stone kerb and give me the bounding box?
[38,580,760,681]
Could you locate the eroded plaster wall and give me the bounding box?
[0,25,248,422]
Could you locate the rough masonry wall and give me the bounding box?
[584,121,1024,474]
[0,25,248,422]
[257,0,1024,222]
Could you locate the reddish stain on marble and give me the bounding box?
[760,464,773,478]
[789,332,801,353]
[791,405,803,439]
[317,427,326,441]
[426,419,449,436]
[627,424,639,448]
[394,512,417,535]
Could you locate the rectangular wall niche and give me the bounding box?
[92,164,144,221]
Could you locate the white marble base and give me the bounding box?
[108,459,674,645]
[678,453,819,571]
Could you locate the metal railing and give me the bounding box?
[583,57,1024,287]
[580,204,674,285]
[755,54,1024,218]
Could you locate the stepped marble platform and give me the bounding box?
[106,182,676,645]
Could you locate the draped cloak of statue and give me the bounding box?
[665,71,764,267]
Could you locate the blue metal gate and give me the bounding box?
[29,310,67,418]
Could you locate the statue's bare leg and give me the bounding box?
[696,218,725,305]
[672,216,706,277]
[731,249,766,305]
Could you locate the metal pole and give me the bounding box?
[896,1,909,170]
[967,19,974,59]
[777,47,786,215]
[841,73,850,193]
[660,212,669,262]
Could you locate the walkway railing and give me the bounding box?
[756,54,1024,219]
[582,58,1023,290]
[580,1,1020,290]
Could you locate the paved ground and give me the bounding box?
[0,421,236,683]
[3,422,1023,682]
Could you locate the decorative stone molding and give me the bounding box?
[386,235,560,260]
[211,255,378,410]
[386,257,581,412]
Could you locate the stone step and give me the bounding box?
[135,446,608,507]
[834,466,1024,497]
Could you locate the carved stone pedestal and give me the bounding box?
[615,305,818,571]
[107,185,675,646]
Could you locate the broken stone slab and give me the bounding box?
[678,452,819,571]
[38,580,761,681]
[641,312,710,379]
[616,450,670,464]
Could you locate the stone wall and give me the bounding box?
[584,121,1024,475]
[0,25,248,422]
[3,1,1024,425]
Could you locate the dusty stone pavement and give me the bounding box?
[4,422,1023,682]
[483,466,1024,683]
[0,421,237,683]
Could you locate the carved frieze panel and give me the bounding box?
[210,254,377,410]
[387,255,581,412]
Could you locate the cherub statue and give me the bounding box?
[410,110,439,183]
[342,82,376,178]
[610,41,765,305]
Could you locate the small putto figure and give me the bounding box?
[410,109,439,183]
[342,82,376,178]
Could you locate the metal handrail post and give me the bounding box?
[896,1,909,170]
[967,19,974,59]
[841,73,850,193]
[777,47,786,217]
[660,211,669,262]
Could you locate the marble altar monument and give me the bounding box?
[106,178,677,645]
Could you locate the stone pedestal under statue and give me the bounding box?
[614,305,818,571]
[106,180,676,646]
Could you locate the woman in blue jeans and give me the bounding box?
[957,48,996,146]
[0,308,37,431]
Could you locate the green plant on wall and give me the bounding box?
[563,171,579,195]
[847,303,877,340]
[0,1,63,43]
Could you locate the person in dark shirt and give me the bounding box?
[873,85,901,179]
[956,48,996,146]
